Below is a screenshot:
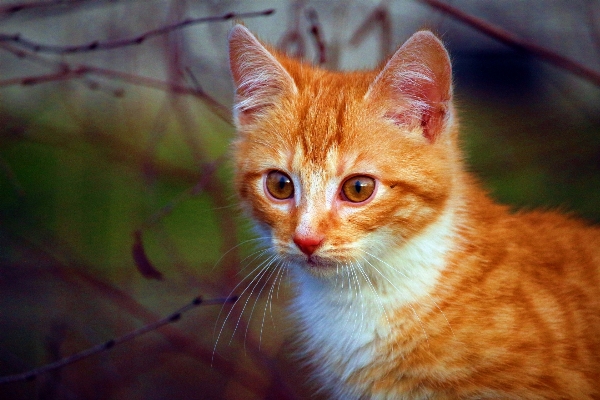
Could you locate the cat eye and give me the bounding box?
[265,170,294,200]
[341,175,376,203]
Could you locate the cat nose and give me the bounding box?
[293,234,324,256]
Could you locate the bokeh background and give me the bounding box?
[1,1,599,399]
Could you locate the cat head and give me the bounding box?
[228,24,459,279]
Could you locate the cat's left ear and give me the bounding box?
[366,31,452,142]
[228,24,297,127]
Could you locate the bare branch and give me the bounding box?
[587,0,600,58]
[417,0,600,87]
[278,1,307,58]
[0,0,94,15]
[0,295,238,384]
[85,65,232,123]
[143,159,220,229]
[0,9,275,54]
[350,3,392,61]
[0,52,232,123]
[305,8,326,64]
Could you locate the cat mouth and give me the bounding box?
[303,255,336,269]
[285,251,338,271]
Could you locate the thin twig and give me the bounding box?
[0,0,93,15]
[587,0,600,59]
[305,8,326,64]
[417,0,600,87]
[0,9,275,54]
[350,3,392,61]
[0,295,238,384]
[278,1,307,58]
[184,67,205,95]
[143,159,221,229]
[0,61,232,123]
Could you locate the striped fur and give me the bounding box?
[228,25,600,399]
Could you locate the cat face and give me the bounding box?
[229,25,457,278]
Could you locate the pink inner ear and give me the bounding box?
[368,31,452,143]
[229,25,297,127]
[383,79,447,142]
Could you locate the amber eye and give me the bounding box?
[341,175,376,203]
[265,170,294,200]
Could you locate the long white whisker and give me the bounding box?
[354,261,398,354]
[245,259,282,348]
[267,262,287,330]
[344,263,359,345]
[210,237,269,272]
[234,247,271,276]
[360,254,430,346]
[229,255,278,347]
[350,263,365,330]
[212,254,276,363]
[355,262,390,325]
[275,261,289,300]
[213,248,270,337]
[363,250,454,337]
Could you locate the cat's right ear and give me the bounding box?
[228,25,297,127]
[365,31,452,142]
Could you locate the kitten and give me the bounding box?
[227,24,600,399]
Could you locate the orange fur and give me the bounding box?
[228,25,600,399]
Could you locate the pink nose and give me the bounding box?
[293,235,324,256]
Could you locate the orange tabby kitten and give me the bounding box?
[227,24,600,399]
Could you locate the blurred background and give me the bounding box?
[0,0,599,399]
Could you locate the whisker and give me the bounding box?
[359,254,430,347]
[244,259,282,349]
[343,263,359,345]
[267,261,287,330]
[212,254,276,363]
[210,236,269,272]
[237,247,272,273]
[363,250,454,337]
[350,264,365,331]
[229,255,278,347]
[275,262,289,300]
[354,262,390,326]
[354,261,398,354]
[262,261,288,341]
[212,248,269,337]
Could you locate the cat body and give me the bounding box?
[227,24,600,399]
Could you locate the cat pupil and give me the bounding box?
[278,177,286,190]
[354,180,361,193]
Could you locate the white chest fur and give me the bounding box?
[288,209,457,399]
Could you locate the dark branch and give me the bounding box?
[0,0,94,15]
[350,4,392,61]
[0,51,232,124]
[0,9,275,54]
[417,0,600,87]
[305,8,326,64]
[0,295,238,384]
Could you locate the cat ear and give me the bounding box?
[228,24,297,127]
[366,31,452,142]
